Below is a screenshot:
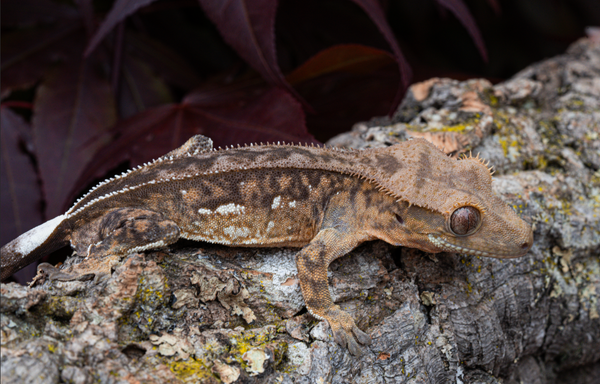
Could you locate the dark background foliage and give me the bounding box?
[1,0,598,282]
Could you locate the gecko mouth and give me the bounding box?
[427,234,521,258]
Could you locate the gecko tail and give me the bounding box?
[1,215,69,281]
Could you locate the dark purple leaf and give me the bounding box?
[0,107,43,247]
[486,0,501,15]
[434,0,488,62]
[286,44,399,140]
[85,0,160,56]
[197,0,314,109]
[125,31,202,90]
[111,23,126,95]
[32,36,116,216]
[199,0,409,114]
[1,22,82,97]
[73,85,316,198]
[77,0,96,36]
[183,86,316,146]
[286,44,396,86]
[197,0,283,88]
[350,0,412,90]
[118,54,174,118]
[1,0,79,27]
[199,0,411,112]
[349,0,412,113]
[294,65,400,142]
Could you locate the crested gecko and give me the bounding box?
[0,135,533,355]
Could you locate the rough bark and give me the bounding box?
[1,37,599,384]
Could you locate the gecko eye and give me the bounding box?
[450,206,480,236]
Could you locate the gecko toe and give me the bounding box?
[352,325,372,346]
[332,326,363,356]
[331,325,348,348]
[323,306,370,355]
[347,336,364,356]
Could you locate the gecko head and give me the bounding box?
[432,152,533,258]
[425,199,533,258]
[375,139,533,258]
[392,194,533,259]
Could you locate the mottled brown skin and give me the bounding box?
[0,135,533,355]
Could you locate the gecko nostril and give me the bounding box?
[521,242,529,249]
[395,214,404,225]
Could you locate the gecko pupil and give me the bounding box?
[450,206,480,236]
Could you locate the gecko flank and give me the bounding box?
[0,135,533,355]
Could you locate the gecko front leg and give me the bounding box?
[296,226,372,355]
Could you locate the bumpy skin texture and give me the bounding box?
[0,135,533,355]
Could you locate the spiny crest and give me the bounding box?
[459,151,495,175]
[71,141,358,212]
[67,137,374,218]
[67,167,140,214]
[67,147,182,214]
[206,140,352,154]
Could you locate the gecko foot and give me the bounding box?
[322,305,371,356]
